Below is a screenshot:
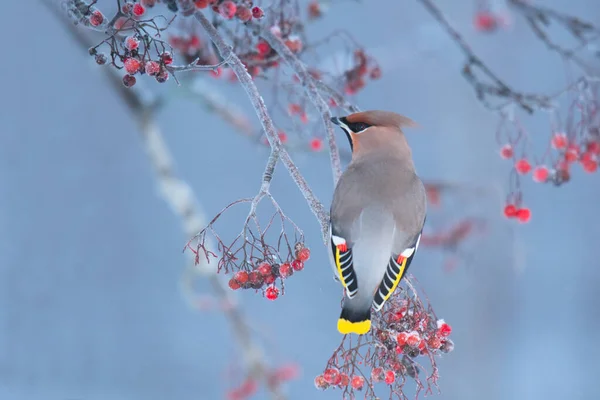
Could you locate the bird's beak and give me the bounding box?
[330,116,341,126]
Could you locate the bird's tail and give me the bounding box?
[337,301,371,335]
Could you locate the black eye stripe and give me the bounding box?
[348,122,370,132]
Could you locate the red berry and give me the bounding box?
[288,103,302,115]
[219,0,237,19]
[565,145,579,163]
[195,0,210,8]
[125,36,139,51]
[265,286,279,300]
[474,12,497,32]
[551,133,568,149]
[583,160,598,173]
[257,262,272,276]
[406,332,420,346]
[236,5,253,22]
[264,274,276,285]
[428,336,442,349]
[132,3,145,16]
[371,367,384,382]
[351,375,364,390]
[296,247,310,262]
[291,259,304,271]
[89,10,104,27]
[234,271,249,284]
[161,51,173,65]
[256,41,270,56]
[310,138,323,152]
[515,158,531,174]
[156,69,169,83]
[384,370,395,385]
[284,37,303,53]
[308,1,322,19]
[587,141,600,155]
[124,58,141,74]
[95,53,107,65]
[142,0,157,7]
[516,208,531,223]
[370,66,382,80]
[338,373,349,387]
[145,61,160,75]
[314,375,328,390]
[437,321,452,337]
[323,368,339,384]
[504,204,517,218]
[278,131,288,144]
[122,74,136,87]
[122,2,134,14]
[252,6,264,19]
[396,332,408,345]
[279,263,293,278]
[228,278,240,290]
[532,165,549,183]
[499,144,513,159]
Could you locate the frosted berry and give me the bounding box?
[291,259,304,271]
[124,58,141,74]
[156,69,169,83]
[264,274,276,285]
[234,271,249,284]
[474,11,496,32]
[256,41,270,56]
[95,53,107,65]
[145,61,160,75]
[440,339,455,353]
[248,271,263,285]
[565,145,579,163]
[516,208,531,223]
[314,375,328,390]
[125,36,139,51]
[323,368,339,384]
[265,286,279,300]
[219,0,237,19]
[370,66,382,80]
[371,367,384,382]
[428,336,442,349]
[122,2,134,14]
[122,74,137,87]
[132,3,146,16]
[161,51,173,65]
[396,332,408,345]
[89,10,104,27]
[296,247,310,262]
[257,263,272,276]
[551,133,568,149]
[499,144,513,159]
[279,263,293,278]
[532,166,549,183]
[437,321,452,337]
[236,5,253,22]
[406,332,420,347]
[310,138,323,152]
[228,278,241,290]
[384,370,396,385]
[504,204,517,218]
[351,375,364,390]
[195,0,210,8]
[252,6,264,19]
[338,373,349,387]
[515,158,531,174]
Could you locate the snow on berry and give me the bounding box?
[124,58,141,74]
[236,6,253,22]
[437,320,452,337]
[500,144,513,159]
[396,331,409,346]
[351,375,364,390]
[89,10,104,27]
[257,262,272,276]
[279,263,293,278]
[323,368,339,385]
[161,51,173,65]
[265,286,279,300]
[296,247,310,262]
[234,270,249,284]
[314,375,328,390]
[371,367,384,383]
[125,36,139,51]
[145,61,160,76]
[219,0,237,19]
[384,370,396,385]
[406,332,421,346]
[291,259,304,271]
[338,373,350,387]
[122,74,136,87]
[228,278,241,290]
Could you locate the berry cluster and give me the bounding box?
[316,288,454,398]
[227,243,310,301]
[344,49,382,95]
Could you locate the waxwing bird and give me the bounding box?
[328,110,426,335]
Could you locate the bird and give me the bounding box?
[328,110,427,335]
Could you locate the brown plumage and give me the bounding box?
[329,110,427,335]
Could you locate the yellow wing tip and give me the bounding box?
[337,318,371,335]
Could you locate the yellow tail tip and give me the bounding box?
[337,318,371,335]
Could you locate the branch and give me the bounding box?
[254,23,343,184]
[194,10,330,242]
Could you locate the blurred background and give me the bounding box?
[2,1,600,399]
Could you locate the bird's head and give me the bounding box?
[330,110,418,156]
